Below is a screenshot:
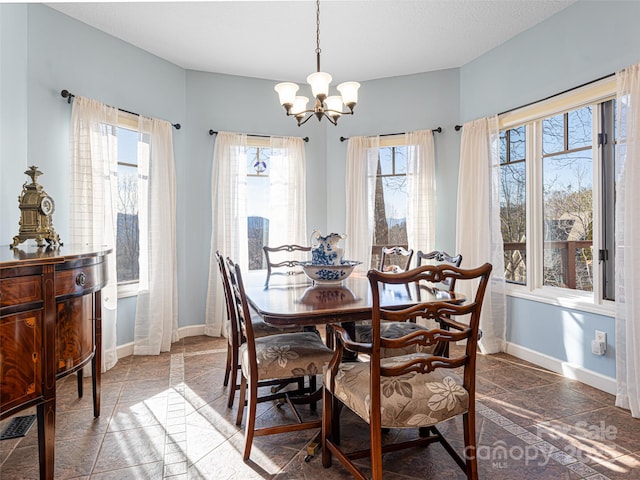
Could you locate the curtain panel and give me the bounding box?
[406,130,436,255]
[132,117,179,355]
[615,63,640,418]
[345,136,379,272]
[456,116,506,354]
[69,96,120,371]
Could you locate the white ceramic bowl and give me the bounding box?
[301,261,361,285]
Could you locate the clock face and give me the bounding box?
[40,196,55,216]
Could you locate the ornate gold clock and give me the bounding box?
[10,166,62,248]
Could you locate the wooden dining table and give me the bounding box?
[243,268,464,328]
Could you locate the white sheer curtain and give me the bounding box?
[133,117,179,355]
[205,133,307,337]
[406,130,436,254]
[345,136,379,272]
[615,63,640,418]
[205,132,248,337]
[268,136,308,248]
[456,116,506,354]
[69,96,119,371]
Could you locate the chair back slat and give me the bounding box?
[216,251,242,348]
[263,244,311,285]
[415,250,463,291]
[225,257,256,350]
[378,246,414,273]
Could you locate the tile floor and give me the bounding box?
[1,335,639,479]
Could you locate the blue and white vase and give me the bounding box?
[310,230,346,266]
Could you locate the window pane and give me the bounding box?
[542,150,593,291]
[510,126,526,161]
[247,175,270,269]
[116,163,139,283]
[542,113,565,155]
[247,147,270,175]
[501,161,526,284]
[394,147,407,174]
[499,131,508,164]
[378,147,393,175]
[567,106,592,150]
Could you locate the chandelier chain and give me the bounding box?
[315,0,321,56]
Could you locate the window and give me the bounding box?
[246,144,272,270]
[116,126,141,285]
[372,143,408,267]
[499,79,617,307]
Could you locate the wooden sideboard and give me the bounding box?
[0,246,110,480]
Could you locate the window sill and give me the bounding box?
[117,283,139,299]
[505,285,615,318]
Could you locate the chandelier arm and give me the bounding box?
[324,109,355,116]
[296,113,316,127]
[322,112,338,126]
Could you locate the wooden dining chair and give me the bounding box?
[322,263,492,480]
[226,257,334,461]
[415,249,463,291]
[263,244,311,286]
[216,251,302,409]
[378,245,414,273]
[415,250,463,357]
[354,245,420,357]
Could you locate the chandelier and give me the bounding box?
[274,0,360,126]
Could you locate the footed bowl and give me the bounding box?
[301,261,361,285]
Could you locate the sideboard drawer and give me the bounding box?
[55,263,103,297]
[0,275,43,308]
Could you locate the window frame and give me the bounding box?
[499,77,616,316]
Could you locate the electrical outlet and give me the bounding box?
[591,340,606,355]
[595,330,607,344]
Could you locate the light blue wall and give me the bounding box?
[1,4,28,242]
[460,0,640,379]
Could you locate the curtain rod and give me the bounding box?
[61,90,181,130]
[454,72,616,132]
[339,127,442,142]
[208,130,309,142]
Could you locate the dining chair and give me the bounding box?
[226,257,334,461]
[415,249,463,291]
[322,262,492,480]
[378,245,414,273]
[354,245,420,357]
[216,251,302,409]
[263,244,311,286]
[415,250,463,357]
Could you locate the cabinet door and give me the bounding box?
[56,295,95,376]
[0,310,43,413]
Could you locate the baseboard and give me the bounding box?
[505,342,616,395]
[115,324,209,360]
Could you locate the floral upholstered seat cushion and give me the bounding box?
[240,332,334,381]
[355,321,437,357]
[327,353,469,428]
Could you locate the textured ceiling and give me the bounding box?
[48,0,576,84]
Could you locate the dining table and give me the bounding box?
[243,268,464,328]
